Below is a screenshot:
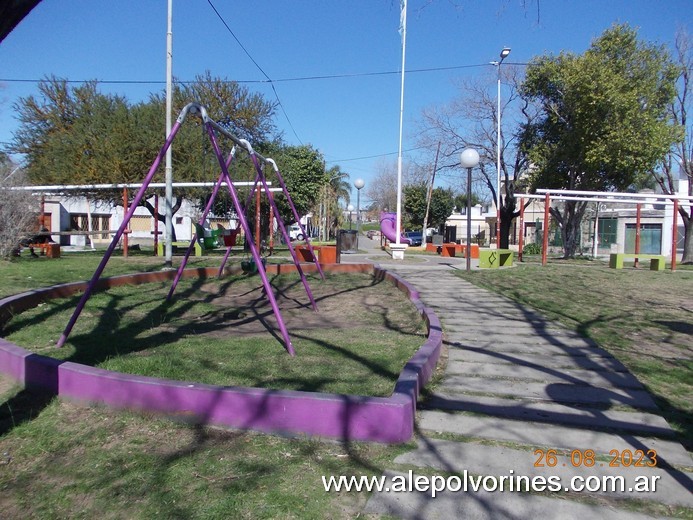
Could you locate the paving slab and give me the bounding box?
[447,349,630,372]
[363,470,661,520]
[418,411,693,468]
[443,362,643,389]
[447,340,612,356]
[370,264,692,518]
[395,438,693,507]
[434,377,657,409]
[418,395,674,437]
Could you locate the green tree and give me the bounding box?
[520,24,680,258]
[454,193,482,211]
[404,184,454,229]
[12,74,280,238]
[261,143,327,225]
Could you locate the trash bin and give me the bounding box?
[338,230,358,253]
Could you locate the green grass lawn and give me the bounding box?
[4,269,424,397]
[2,253,691,518]
[0,253,422,518]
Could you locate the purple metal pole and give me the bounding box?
[267,159,325,279]
[168,149,236,300]
[206,125,296,356]
[217,173,262,276]
[56,120,184,348]
[248,153,318,312]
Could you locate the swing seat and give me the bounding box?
[222,229,240,247]
[241,257,266,274]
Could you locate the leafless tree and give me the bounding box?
[416,65,537,248]
[365,158,428,213]
[654,29,693,263]
[0,157,40,259]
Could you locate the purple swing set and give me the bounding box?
[56,103,322,356]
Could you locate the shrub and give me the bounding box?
[522,242,542,255]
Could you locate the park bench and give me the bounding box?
[609,253,666,271]
[479,248,514,268]
[157,240,203,257]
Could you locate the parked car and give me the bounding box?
[404,231,423,246]
[288,224,304,241]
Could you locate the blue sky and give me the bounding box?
[0,0,690,200]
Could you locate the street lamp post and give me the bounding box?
[353,178,365,250]
[347,204,354,230]
[460,148,480,272]
[492,47,511,249]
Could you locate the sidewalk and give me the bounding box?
[342,237,693,519]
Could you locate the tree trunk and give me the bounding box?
[143,197,182,242]
[681,212,693,264]
[551,200,588,259]
[499,195,517,249]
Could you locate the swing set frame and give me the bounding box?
[56,103,322,356]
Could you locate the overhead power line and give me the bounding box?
[0,61,519,87]
[205,0,302,144]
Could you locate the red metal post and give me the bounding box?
[268,199,274,255]
[634,203,641,268]
[542,193,550,266]
[255,187,261,251]
[154,195,159,255]
[672,199,679,272]
[518,197,525,262]
[496,208,501,249]
[122,188,129,258]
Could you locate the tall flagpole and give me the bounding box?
[393,0,408,260]
[164,0,174,267]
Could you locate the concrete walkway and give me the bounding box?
[341,238,692,519]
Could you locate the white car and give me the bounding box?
[288,224,304,241]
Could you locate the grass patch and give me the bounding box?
[0,254,426,517]
[454,261,693,451]
[4,266,424,397]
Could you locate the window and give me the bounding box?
[69,213,111,239]
[598,218,618,247]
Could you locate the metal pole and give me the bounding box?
[542,193,550,266]
[164,0,174,267]
[592,202,599,259]
[356,187,361,251]
[496,65,502,249]
[154,195,159,255]
[466,167,472,272]
[635,203,641,268]
[122,187,129,258]
[672,198,678,272]
[518,197,525,262]
[395,0,407,248]
[255,185,261,251]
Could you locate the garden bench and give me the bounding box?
[479,248,514,268]
[609,253,665,271]
[157,240,203,257]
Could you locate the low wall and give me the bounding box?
[0,263,442,443]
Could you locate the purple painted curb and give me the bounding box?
[0,264,442,443]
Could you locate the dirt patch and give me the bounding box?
[166,273,418,338]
